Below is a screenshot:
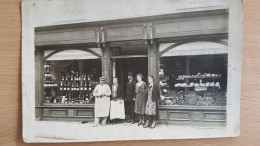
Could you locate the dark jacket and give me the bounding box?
[126,80,137,101]
[150,84,160,102]
[111,83,122,99]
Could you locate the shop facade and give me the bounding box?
[35,9,228,126]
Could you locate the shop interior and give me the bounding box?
[43,50,102,104]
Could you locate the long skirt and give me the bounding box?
[94,96,110,117]
[134,93,147,114]
[145,96,156,115]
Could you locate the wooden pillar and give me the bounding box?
[35,49,44,106]
[101,44,112,86]
[148,41,159,85]
[35,48,44,120]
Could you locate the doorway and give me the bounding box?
[115,57,148,90]
[113,57,148,115]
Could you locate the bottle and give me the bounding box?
[85,93,89,101]
[89,82,92,91]
[67,81,71,91]
[68,92,71,102]
[80,81,83,91]
[76,72,79,81]
[82,94,85,102]
[61,73,64,81]
[70,73,74,81]
[84,81,88,91]
[87,74,90,81]
[76,82,79,91]
[79,75,82,81]
[60,80,63,91]
[71,81,74,91]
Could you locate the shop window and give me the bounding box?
[43,49,101,104]
[159,42,227,106]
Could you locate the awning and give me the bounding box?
[160,41,228,57]
[45,49,101,61]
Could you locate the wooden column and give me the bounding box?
[101,44,112,86]
[148,41,159,85]
[35,48,44,120]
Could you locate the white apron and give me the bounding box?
[93,84,111,117]
[95,96,110,117]
[110,99,125,120]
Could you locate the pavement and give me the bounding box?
[26,120,229,143]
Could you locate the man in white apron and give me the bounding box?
[92,77,111,127]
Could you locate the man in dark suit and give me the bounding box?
[125,72,137,124]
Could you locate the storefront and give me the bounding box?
[35,9,228,125]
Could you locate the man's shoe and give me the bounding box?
[126,119,132,123]
[81,121,88,124]
[92,124,98,127]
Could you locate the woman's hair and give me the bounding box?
[113,77,118,82]
[136,73,143,79]
[147,75,154,81]
[113,77,118,79]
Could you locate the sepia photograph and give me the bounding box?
[22,0,243,143]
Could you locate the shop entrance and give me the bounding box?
[113,57,148,115]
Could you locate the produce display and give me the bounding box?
[160,90,185,105]
[159,71,226,106]
[160,91,226,106]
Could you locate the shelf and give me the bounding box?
[36,103,94,108]
[158,105,226,110]
[44,86,58,87]
[174,86,220,88]
[177,76,221,80]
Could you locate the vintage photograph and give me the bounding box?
[22,0,243,143]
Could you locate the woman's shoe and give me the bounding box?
[137,121,142,126]
[150,121,157,129]
[143,120,149,128]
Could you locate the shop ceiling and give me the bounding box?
[35,9,228,56]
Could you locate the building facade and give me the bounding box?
[35,8,228,126]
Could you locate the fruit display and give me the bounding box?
[160,90,226,106]
[213,92,226,106]
[184,94,200,105]
[160,90,185,105]
[159,70,226,106]
[196,96,214,106]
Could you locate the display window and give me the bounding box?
[159,42,227,106]
[43,49,101,104]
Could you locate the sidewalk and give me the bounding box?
[31,121,226,143]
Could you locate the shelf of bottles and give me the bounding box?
[43,62,99,104]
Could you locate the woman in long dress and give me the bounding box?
[143,75,160,128]
[134,73,148,126]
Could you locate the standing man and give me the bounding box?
[92,77,111,127]
[125,72,137,124]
